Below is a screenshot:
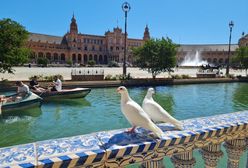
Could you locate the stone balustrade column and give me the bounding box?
[224,138,246,168]
[246,138,248,168]
[140,157,165,168]
[171,151,196,168]
[200,144,223,168]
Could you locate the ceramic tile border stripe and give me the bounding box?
[1,110,248,168]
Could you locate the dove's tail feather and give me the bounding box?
[147,122,164,138]
[164,117,183,130]
[174,122,183,130]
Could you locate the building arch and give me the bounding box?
[213,58,217,64]
[219,58,223,64]
[94,55,98,63]
[61,53,65,63]
[84,54,88,64]
[207,58,212,63]
[89,54,93,60]
[99,55,103,64]
[72,54,76,63]
[78,54,82,63]
[104,55,108,64]
[46,52,51,61]
[38,52,44,58]
[54,53,59,61]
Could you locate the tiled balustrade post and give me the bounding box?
[224,138,246,168]
[171,151,196,168]
[246,138,248,168]
[200,144,223,168]
[140,157,165,168]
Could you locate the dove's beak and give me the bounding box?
[116,88,120,93]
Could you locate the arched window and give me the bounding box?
[38,52,43,58]
[54,53,58,61]
[213,58,217,64]
[89,54,93,60]
[46,53,51,60]
[78,54,82,62]
[94,55,98,63]
[84,54,88,64]
[207,58,211,63]
[219,58,223,64]
[61,53,65,62]
[72,54,76,63]
[99,55,103,64]
[104,55,108,64]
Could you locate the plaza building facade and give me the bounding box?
[27,15,149,65]
[27,15,247,66]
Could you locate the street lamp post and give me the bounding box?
[226,21,234,76]
[122,2,131,76]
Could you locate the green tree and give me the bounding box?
[0,18,30,73]
[133,37,178,79]
[88,60,96,67]
[37,57,48,67]
[232,46,248,76]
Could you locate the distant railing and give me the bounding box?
[1,111,248,168]
[71,68,104,81]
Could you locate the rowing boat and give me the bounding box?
[1,92,42,113]
[33,88,91,100]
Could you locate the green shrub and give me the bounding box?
[29,74,63,81]
[116,73,133,80]
[171,74,182,79]
[37,57,48,67]
[104,74,112,80]
[66,60,72,66]
[108,61,119,67]
[181,74,190,79]
[88,60,96,67]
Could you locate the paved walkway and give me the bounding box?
[0,67,246,81]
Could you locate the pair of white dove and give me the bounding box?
[117,86,182,138]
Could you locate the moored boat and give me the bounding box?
[33,88,91,100]
[1,92,42,113]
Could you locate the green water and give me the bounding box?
[1,83,248,167]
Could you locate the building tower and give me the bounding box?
[143,25,150,41]
[70,13,78,34]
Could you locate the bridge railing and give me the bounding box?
[1,111,248,168]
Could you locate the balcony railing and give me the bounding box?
[1,110,248,168]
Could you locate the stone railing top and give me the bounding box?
[1,110,248,168]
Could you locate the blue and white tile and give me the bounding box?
[96,128,158,167]
[0,143,36,167]
[37,133,106,167]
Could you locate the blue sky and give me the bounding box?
[0,0,247,44]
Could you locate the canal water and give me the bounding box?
[1,83,248,167]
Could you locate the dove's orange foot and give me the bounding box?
[125,126,136,133]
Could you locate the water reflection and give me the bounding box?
[44,98,91,107]
[0,106,42,118]
[233,83,248,110]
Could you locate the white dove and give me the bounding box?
[142,88,183,130]
[117,86,164,138]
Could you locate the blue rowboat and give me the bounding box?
[33,88,91,100]
[1,92,42,113]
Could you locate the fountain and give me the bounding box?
[180,50,208,67]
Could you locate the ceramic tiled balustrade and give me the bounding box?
[1,111,248,168]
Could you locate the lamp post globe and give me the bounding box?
[226,20,234,76]
[122,2,131,76]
